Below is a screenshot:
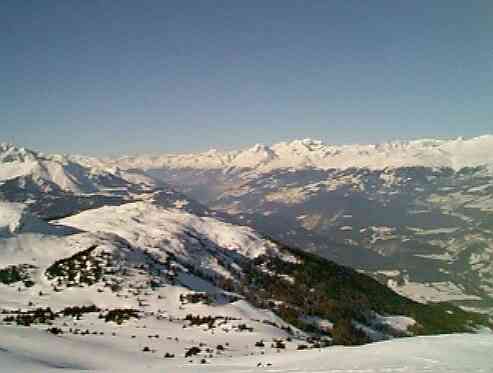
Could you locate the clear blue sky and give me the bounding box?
[2,1,492,155]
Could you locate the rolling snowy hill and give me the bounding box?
[1,329,491,372]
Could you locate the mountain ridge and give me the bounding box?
[82,135,493,173]
[4,135,493,175]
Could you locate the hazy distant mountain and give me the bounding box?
[98,135,493,172]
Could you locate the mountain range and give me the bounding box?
[1,137,492,370]
[92,135,493,172]
[69,135,493,313]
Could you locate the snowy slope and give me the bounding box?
[0,202,28,237]
[100,135,493,173]
[0,200,279,303]
[0,328,491,373]
[57,201,282,279]
[0,202,56,237]
[0,200,317,370]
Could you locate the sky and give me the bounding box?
[1,1,492,155]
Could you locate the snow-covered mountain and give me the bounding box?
[0,143,139,194]
[99,135,493,173]
[0,143,206,220]
[0,199,284,307]
[1,141,492,372]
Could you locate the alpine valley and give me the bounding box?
[0,138,492,372]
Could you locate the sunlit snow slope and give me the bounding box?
[0,329,491,373]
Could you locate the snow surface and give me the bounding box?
[0,328,491,372]
[57,201,280,263]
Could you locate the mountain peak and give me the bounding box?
[249,143,268,152]
[0,142,135,195]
